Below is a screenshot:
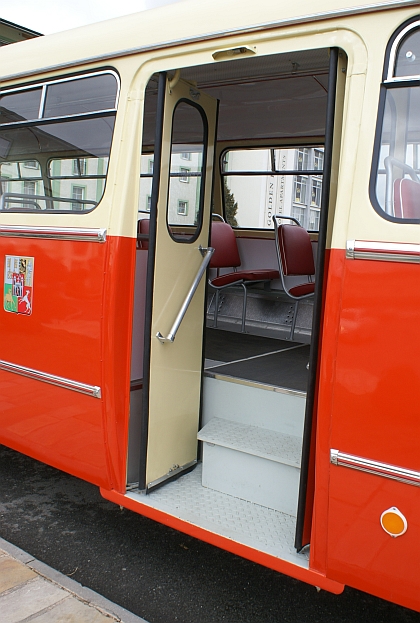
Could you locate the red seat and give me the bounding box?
[209,220,279,332]
[273,215,315,339]
[137,218,150,249]
[393,178,420,219]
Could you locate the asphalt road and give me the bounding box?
[0,444,418,623]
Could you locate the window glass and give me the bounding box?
[44,74,118,118]
[139,154,153,215]
[394,28,420,78]
[0,88,42,124]
[48,157,107,211]
[222,146,323,230]
[0,72,117,213]
[374,86,420,218]
[167,101,206,241]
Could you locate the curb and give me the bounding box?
[0,537,149,623]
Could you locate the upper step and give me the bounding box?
[198,417,301,468]
[202,374,305,437]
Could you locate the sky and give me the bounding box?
[1,0,185,35]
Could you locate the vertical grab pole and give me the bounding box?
[294,48,339,551]
[138,72,167,491]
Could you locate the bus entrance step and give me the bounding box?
[197,417,301,516]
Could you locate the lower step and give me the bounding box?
[198,417,301,516]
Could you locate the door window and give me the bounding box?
[166,100,207,242]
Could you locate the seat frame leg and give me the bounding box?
[214,290,220,328]
[290,300,299,340]
[241,283,248,333]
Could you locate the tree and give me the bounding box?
[223,178,239,227]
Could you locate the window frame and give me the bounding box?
[165,97,209,244]
[0,68,120,214]
[220,144,325,232]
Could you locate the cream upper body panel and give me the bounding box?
[0,0,418,243]
[0,0,416,82]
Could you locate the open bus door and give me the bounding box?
[139,73,218,491]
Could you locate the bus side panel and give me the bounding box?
[0,373,108,485]
[0,236,110,488]
[323,255,420,610]
[101,234,136,494]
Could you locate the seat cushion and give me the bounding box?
[288,282,315,297]
[210,269,279,288]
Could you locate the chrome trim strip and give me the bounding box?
[346,239,355,259]
[0,226,107,242]
[386,19,420,82]
[0,360,101,398]
[346,239,420,263]
[330,449,420,487]
[1,2,417,83]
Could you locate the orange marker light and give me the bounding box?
[380,507,407,538]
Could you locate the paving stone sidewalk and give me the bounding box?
[0,537,148,623]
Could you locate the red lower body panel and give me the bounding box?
[0,234,135,490]
[312,248,420,611]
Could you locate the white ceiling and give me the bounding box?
[143,48,330,146]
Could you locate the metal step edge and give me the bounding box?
[204,370,306,398]
[198,418,301,468]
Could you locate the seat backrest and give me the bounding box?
[277,224,315,276]
[137,218,150,249]
[394,178,420,219]
[210,221,241,269]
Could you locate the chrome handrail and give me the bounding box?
[156,245,214,344]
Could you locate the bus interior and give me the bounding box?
[127,45,340,566]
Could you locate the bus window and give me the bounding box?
[372,21,420,221]
[222,146,324,231]
[0,71,118,212]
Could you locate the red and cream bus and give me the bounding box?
[1,0,420,612]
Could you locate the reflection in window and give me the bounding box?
[23,180,36,209]
[222,146,324,230]
[73,158,87,176]
[72,185,85,211]
[311,179,322,207]
[309,208,320,231]
[177,200,188,215]
[294,176,307,203]
[297,148,309,170]
[314,149,324,171]
[179,167,190,183]
[292,206,305,226]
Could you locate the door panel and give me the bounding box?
[145,77,217,488]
